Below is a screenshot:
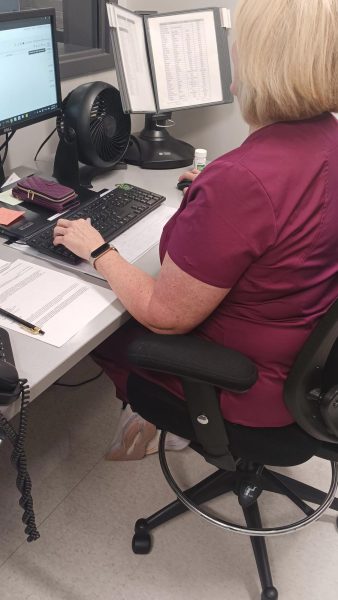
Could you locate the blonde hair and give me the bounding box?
[234,0,338,126]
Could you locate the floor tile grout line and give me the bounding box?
[0,452,106,572]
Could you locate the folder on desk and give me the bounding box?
[0,203,45,240]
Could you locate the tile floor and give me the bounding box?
[0,356,337,600]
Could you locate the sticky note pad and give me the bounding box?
[0,207,25,226]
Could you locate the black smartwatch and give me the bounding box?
[88,242,118,269]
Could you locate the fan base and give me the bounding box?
[78,163,127,189]
[53,132,128,190]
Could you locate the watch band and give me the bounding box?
[88,242,118,268]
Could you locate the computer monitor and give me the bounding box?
[0,8,62,184]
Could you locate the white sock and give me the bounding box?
[165,432,190,450]
[112,405,190,455]
[146,430,190,454]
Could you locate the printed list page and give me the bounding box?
[147,10,223,111]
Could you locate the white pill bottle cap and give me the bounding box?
[194,148,207,159]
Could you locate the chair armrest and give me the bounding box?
[128,333,257,393]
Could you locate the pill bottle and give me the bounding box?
[194,148,207,172]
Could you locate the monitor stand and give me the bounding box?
[124,113,194,170]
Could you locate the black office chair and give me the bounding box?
[126,299,338,600]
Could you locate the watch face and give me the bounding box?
[91,242,110,258]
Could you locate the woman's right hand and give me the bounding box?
[178,168,200,185]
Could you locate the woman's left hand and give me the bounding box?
[53,218,105,261]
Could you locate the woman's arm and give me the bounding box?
[53,218,229,335]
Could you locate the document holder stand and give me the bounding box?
[125,113,194,170]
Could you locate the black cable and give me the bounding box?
[0,131,15,154]
[0,133,10,168]
[0,379,40,543]
[54,369,104,388]
[34,128,57,162]
[0,132,15,186]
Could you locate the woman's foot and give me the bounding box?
[106,405,157,461]
[106,405,190,461]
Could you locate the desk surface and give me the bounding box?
[0,165,184,416]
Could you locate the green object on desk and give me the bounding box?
[115,183,133,191]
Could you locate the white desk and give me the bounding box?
[0,165,184,417]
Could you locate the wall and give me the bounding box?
[7,1,247,172]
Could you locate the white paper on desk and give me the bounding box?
[0,259,116,347]
[1,172,20,188]
[0,259,10,270]
[10,204,177,281]
[113,204,176,261]
[0,189,22,206]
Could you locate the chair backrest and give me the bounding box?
[284,299,338,443]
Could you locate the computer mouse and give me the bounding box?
[176,179,193,191]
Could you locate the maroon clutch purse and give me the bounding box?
[12,176,78,213]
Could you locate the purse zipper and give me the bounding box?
[16,184,75,203]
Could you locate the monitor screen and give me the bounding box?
[0,10,62,135]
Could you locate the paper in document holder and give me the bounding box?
[107,4,233,114]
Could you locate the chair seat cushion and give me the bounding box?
[127,374,321,467]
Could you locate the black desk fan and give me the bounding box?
[53,81,131,190]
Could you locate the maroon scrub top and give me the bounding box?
[159,113,338,427]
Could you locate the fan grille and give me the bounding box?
[89,89,129,163]
[56,83,131,168]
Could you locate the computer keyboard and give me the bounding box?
[24,184,166,265]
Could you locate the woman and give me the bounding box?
[53,0,338,459]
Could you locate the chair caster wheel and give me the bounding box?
[132,519,152,554]
[262,587,278,600]
[132,532,152,554]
